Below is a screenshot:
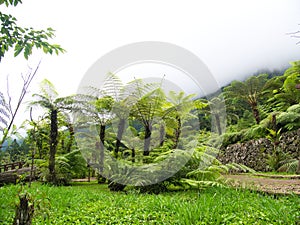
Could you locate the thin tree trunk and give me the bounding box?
[87,164,91,182]
[48,109,58,184]
[143,124,152,156]
[251,103,260,124]
[131,148,135,163]
[115,119,125,158]
[96,124,106,184]
[99,124,106,174]
[66,123,74,153]
[159,123,165,147]
[214,114,222,135]
[173,116,181,149]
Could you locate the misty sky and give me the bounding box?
[1,0,300,104]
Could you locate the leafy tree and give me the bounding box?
[0,1,64,149]
[75,91,115,181]
[262,75,286,112]
[166,91,197,148]
[224,74,268,124]
[93,95,114,172]
[6,138,20,161]
[100,73,126,158]
[196,95,227,135]
[26,117,49,159]
[129,83,165,157]
[30,79,74,184]
[272,61,300,111]
[0,0,65,61]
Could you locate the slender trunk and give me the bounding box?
[143,124,152,156]
[251,103,260,124]
[214,114,222,135]
[159,123,165,147]
[66,123,74,153]
[48,109,58,184]
[115,119,125,158]
[87,164,91,182]
[173,115,181,149]
[131,148,135,163]
[99,124,105,174]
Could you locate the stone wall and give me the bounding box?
[218,129,300,171]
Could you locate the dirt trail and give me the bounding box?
[225,174,300,195]
[72,175,300,195]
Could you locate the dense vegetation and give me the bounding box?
[1,61,300,186]
[1,1,300,224]
[1,182,299,224]
[0,61,299,223]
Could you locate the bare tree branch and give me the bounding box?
[0,61,41,148]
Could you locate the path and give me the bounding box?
[225,174,300,195]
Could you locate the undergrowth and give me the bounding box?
[0,182,299,224]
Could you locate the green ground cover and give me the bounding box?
[0,182,299,224]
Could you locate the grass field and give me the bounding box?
[0,182,299,224]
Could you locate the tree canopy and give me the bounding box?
[0,0,65,61]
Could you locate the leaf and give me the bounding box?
[14,44,23,57]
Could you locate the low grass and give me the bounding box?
[0,182,299,224]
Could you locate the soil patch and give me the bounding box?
[225,174,300,195]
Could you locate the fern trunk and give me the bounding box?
[173,116,181,149]
[115,119,125,158]
[250,103,260,124]
[159,123,165,147]
[214,114,222,135]
[66,123,74,153]
[48,109,58,184]
[131,148,135,163]
[143,124,152,156]
[99,124,106,174]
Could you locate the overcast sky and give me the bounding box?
[1,0,300,124]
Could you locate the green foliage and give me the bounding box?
[277,159,299,173]
[6,139,29,162]
[13,185,50,225]
[224,73,269,124]
[220,131,244,147]
[30,79,78,185]
[267,61,300,111]
[0,0,22,7]
[266,150,291,172]
[0,183,299,224]
[35,150,87,185]
[277,104,300,131]
[0,1,65,61]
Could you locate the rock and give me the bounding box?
[218,128,300,171]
